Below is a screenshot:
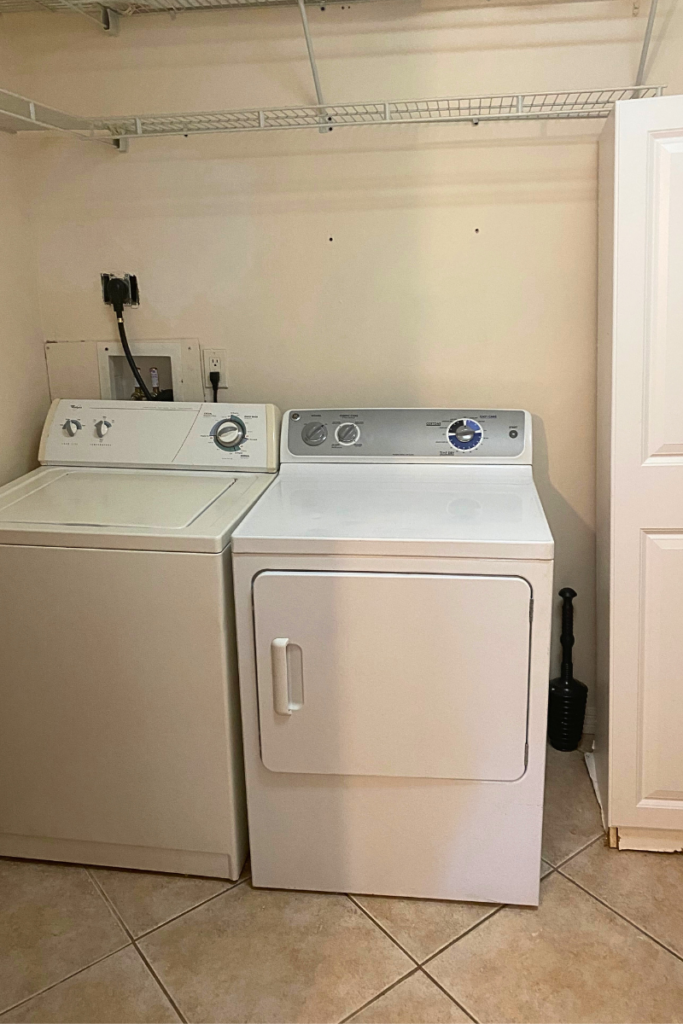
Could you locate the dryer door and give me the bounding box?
[253,571,531,782]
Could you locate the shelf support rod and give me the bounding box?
[296,0,325,107]
[635,0,658,88]
[51,0,115,29]
[101,7,120,34]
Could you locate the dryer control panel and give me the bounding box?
[40,400,281,472]
[285,409,530,464]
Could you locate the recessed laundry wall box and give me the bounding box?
[45,339,204,402]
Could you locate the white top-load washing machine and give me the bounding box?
[232,408,554,906]
[0,399,280,880]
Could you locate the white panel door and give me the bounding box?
[608,96,683,828]
[253,571,531,781]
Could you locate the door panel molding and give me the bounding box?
[643,131,683,462]
[637,531,683,806]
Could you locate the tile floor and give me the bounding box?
[2,747,683,1023]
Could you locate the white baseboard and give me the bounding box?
[616,827,683,853]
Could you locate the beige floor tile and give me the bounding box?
[0,859,128,1013]
[540,860,553,879]
[561,839,683,956]
[0,947,179,1024]
[426,872,683,1024]
[140,883,413,1023]
[91,866,231,938]
[353,894,497,962]
[349,972,470,1024]
[542,745,603,866]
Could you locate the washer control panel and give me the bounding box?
[286,409,529,463]
[42,400,281,472]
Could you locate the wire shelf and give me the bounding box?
[0,85,664,143]
[0,0,405,12]
[0,0,613,13]
[98,86,664,138]
[0,87,99,137]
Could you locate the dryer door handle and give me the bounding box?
[271,638,292,716]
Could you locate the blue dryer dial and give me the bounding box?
[447,418,483,452]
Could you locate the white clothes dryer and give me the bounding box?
[0,399,280,880]
[232,408,554,906]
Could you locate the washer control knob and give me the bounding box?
[63,419,81,437]
[214,416,246,450]
[301,422,328,447]
[95,419,111,438]
[447,418,483,452]
[335,422,361,446]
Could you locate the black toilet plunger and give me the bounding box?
[547,587,588,752]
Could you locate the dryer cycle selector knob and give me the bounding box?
[301,422,328,447]
[214,416,246,450]
[63,419,82,437]
[95,420,111,438]
[447,418,483,452]
[335,422,361,446]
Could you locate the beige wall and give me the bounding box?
[0,134,49,485]
[1,0,677,716]
[650,0,683,91]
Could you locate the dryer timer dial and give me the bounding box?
[447,418,483,452]
[301,422,328,446]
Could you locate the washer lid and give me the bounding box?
[0,467,276,552]
[0,470,236,529]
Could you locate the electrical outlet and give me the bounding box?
[203,348,227,388]
[101,273,139,307]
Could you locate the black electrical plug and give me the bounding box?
[107,277,130,317]
[101,273,155,402]
[210,370,220,403]
[102,273,139,315]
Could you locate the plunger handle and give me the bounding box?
[559,587,577,683]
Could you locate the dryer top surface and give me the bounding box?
[232,463,553,560]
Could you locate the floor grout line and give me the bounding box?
[346,895,420,965]
[86,869,135,941]
[420,905,505,969]
[1,868,252,1023]
[134,874,251,942]
[345,894,503,1023]
[418,966,480,1024]
[557,868,683,965]
[419,905,503,967]
[87,868,191,1022]
[133,942,188,1024]
[337,966,420,1024]
[0,943,132,1018]
[548,831,606,871]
